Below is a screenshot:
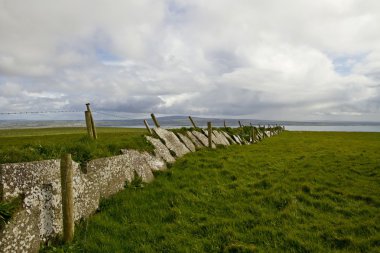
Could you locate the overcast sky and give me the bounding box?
[0,0,380,121]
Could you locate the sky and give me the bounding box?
[0,0,380,121]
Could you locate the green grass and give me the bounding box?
[0,127,152,164]
[0,197,22,229]
[45,131,380,252]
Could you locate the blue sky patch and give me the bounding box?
[332,53,367,76]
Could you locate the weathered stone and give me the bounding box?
[186,131,204,148]
[146,136,175,163]
[0,160,99,247]
[221,131,237,144]
[213,130,230,146]
[204,129,224,145]
[256,131,263,141]
[87,155,134,199]
[232,135,242,145]
[1,160,64,242]
[141,151,166,171]
[200,129,220,148]
[176,133,196,152]
[153,128,190,157]
[192,130,216,148]
[0,209,40,253]
[72,164,100,221]
[121,149,166,171]
[1,159,61,200]
[236,135,248,145]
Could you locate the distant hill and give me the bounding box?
[0,116,379,129]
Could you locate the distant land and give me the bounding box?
[1,116,380,130]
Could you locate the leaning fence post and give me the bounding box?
[189,116,198,129]
[84,111,93,138]
[238,121,242,128]
[60,153,74,243]
[207,122,212,148]
[143,120,152,134]
[151,113,160,128]
[85,103,97,139]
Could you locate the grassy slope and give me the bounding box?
[0,127,151,164]
[49,131,380,253]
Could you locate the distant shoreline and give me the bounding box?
[1,118,380,132]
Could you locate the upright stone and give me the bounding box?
[221,131,237,144]
[145,136,175,163]
[202,128,221,145]
[153,128,190,157]
[121,150,154,183]
[121,150,166,171]
[232,135,242,145]
[187,131,204,148]
[213,130,230,146]
[176,132,196,152]
[192,130,215,148]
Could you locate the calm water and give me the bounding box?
[285,125,380,132]
[120,125,380,132]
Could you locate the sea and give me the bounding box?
[284,125,380,132]
[1,118,380,132]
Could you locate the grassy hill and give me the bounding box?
[44,131,380,252]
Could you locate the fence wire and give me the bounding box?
[0,110,83,115]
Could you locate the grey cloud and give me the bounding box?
[0,0,380,121]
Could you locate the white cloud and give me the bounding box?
[0,0,379,121]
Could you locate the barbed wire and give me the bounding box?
[0,109,142,121]
[93,111,134,120]
[0,110,83,115]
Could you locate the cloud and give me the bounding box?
[0,0,379,121]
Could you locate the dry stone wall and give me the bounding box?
[0,127,273,253]
[176,133,196,152]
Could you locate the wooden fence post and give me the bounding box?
[143,120,152,134]
[85,103,97,139]
[189,116,198,129]
[207,122,212,148]
[84,111,93,138]
[151,113,160,128]
[238,121,242,128]
[223,120,227,129]
[252,127,256,143]
[60,153,74,243]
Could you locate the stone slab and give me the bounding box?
[213,130,230,146]
[1,159,61,200]
[192,130,216,148]
[221,131,237,144]
[121,150,166,171]
[176,133,196,152]
[146,136,175,163]
[186,131,204,148]
[121,150,155,183]
[0,209,40,253]
[141,151,166,171]
[232,135,242,145]
[201,129,222,146]
[206,130,224,145]
[153,128,190,157]
[87,155,134,199]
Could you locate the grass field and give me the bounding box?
[43,131,380,253]
[0,127,151,164]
